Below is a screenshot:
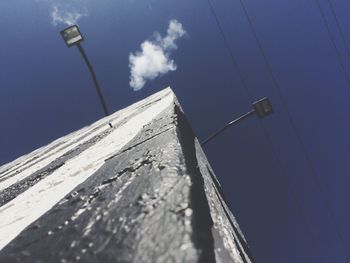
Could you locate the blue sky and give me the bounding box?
[1,0,350,262]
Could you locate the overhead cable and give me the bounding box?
[314,0,350,89]
[327,0,350,57]
[237,0,350,260]
[206,1,325,262]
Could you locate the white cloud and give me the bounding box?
[129,19,186,91]
[51,3,88,26]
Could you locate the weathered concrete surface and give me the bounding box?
[0,88,253,263]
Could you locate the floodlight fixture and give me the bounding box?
[253,97,273,118]
[201,97,273,146]
[60,25,84,47]
[60,25,112,128]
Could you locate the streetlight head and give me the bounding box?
[60,25,84,47]
[253,97,273,118]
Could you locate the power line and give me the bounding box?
[314,0,350,89]
[236,0,350,260]
[327,0,350,57]
[206,1,325,262]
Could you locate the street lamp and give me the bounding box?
[201,97,273,146]
[253,97,273,118]
[60,25,112,128]
[60,25,84,47]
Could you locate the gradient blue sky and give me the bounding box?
[1,0,350,262]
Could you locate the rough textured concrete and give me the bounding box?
[0,88,253,263]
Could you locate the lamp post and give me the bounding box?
[201,97,273,146]
[60,25,112,128]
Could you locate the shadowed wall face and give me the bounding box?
[0,88,252,263]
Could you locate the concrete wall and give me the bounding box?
[0,88,253,263]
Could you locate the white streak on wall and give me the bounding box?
[0,126,108,190]
[0,118,106,178]
[0,87,167,177]
[0,89,161,189]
